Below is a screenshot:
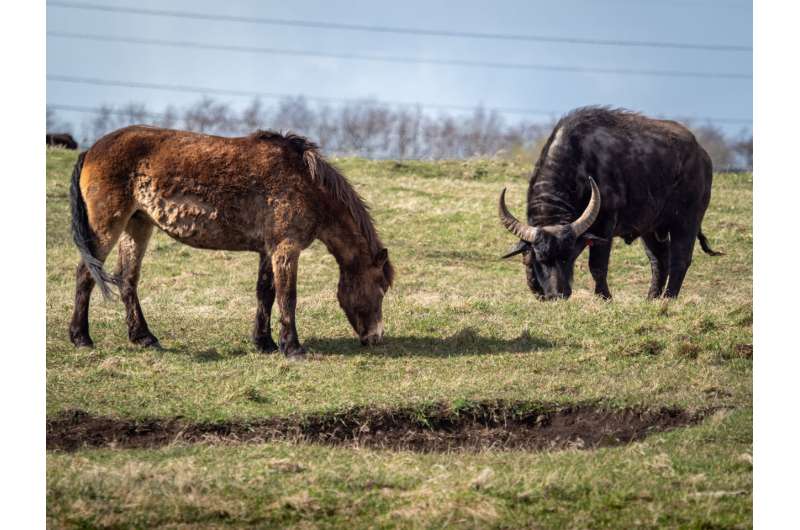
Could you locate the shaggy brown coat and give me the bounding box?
[69,126,394,356]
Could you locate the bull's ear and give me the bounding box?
[374,248,389,266]
[501,240,530,259]
[581,233,608,247]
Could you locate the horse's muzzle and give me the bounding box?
[360,321,384,346]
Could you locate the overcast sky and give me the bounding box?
[46,0,752,137]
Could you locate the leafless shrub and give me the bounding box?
[691,124,736,170]
[183,97,235,134]
[733,136,753,169]
[53,98,751,165]
[240,98,267,133]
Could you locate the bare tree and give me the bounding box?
[183,97,234,134]
[272,96,316,134]
[46,106,75,136]
[240,98,267,133]
[89,105,115,141]
[313,104,339,152]
[159,105,179,129]
[395,106,423,159]
[692,124,735,170]
[68,97,751,164]
[112,102,151,130]
[733,136,753,169]
[339,102,369,155]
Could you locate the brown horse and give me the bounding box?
[69,126,394,357]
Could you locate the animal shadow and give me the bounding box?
[305,327,553,357]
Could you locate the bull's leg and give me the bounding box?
[641,233,670,299]
[253,251,278,352]
[663,224,699,298]
[272,240,306,357]
[115,215,159,347]
[588,240,613,300]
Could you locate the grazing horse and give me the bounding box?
[69,126,394,357]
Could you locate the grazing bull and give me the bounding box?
[69,126,394,357]
[498,107,720,300]
[47,133,78,150]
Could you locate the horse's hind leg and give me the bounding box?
[68,218,128,348]
[69,262,97,347]
[115,214,160,348]
[253,252,278,352]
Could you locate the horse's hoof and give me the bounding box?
[133,335,162,350]
[71,336,94,349]
[281,344,307,358]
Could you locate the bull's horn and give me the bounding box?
[498,188,537,242]
[570,177,602,236]
[501,240,530,259]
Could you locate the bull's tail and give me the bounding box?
[69,151,119,299]
[698,228,723,256]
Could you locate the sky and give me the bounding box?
[46,0,753,138]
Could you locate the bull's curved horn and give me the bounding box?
[570,177,602,236]
[498,188,537,242]
[501,240,530,259]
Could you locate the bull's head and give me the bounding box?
[498,177,602,300]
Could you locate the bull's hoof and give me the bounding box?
[253,336,279,353]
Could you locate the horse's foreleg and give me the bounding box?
[116,216,159,348]
[271,241,305,357]
[253,251,278,352]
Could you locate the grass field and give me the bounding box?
[46,148,752,528]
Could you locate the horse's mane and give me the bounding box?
[252,130,393,284]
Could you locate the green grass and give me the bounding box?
[46,148,752,528]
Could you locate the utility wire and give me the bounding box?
[46,76,753,124]
[47,31,752,80]
[46,74,557,116]
[48,103,168,119]
[47,1,752,52]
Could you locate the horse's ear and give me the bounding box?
[374,248,389,266]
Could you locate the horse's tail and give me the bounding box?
[698,228,723,256]
[69,151,119,299]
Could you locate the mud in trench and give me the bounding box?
[47,402,710,453]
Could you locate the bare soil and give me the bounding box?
[47,401,709,453]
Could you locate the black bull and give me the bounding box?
[498,107,721,300]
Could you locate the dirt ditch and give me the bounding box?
[47,402,708,453]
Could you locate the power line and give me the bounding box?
[48,103,168,119]
[46,74,557,116]
[47,31,752,81]
[46,76,753,124]
[47,1,752,52]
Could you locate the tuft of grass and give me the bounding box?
[46,150,751,528]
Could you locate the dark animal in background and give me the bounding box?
[498,107,721,300]
[47,133,78,150]
[69,126,394,356]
